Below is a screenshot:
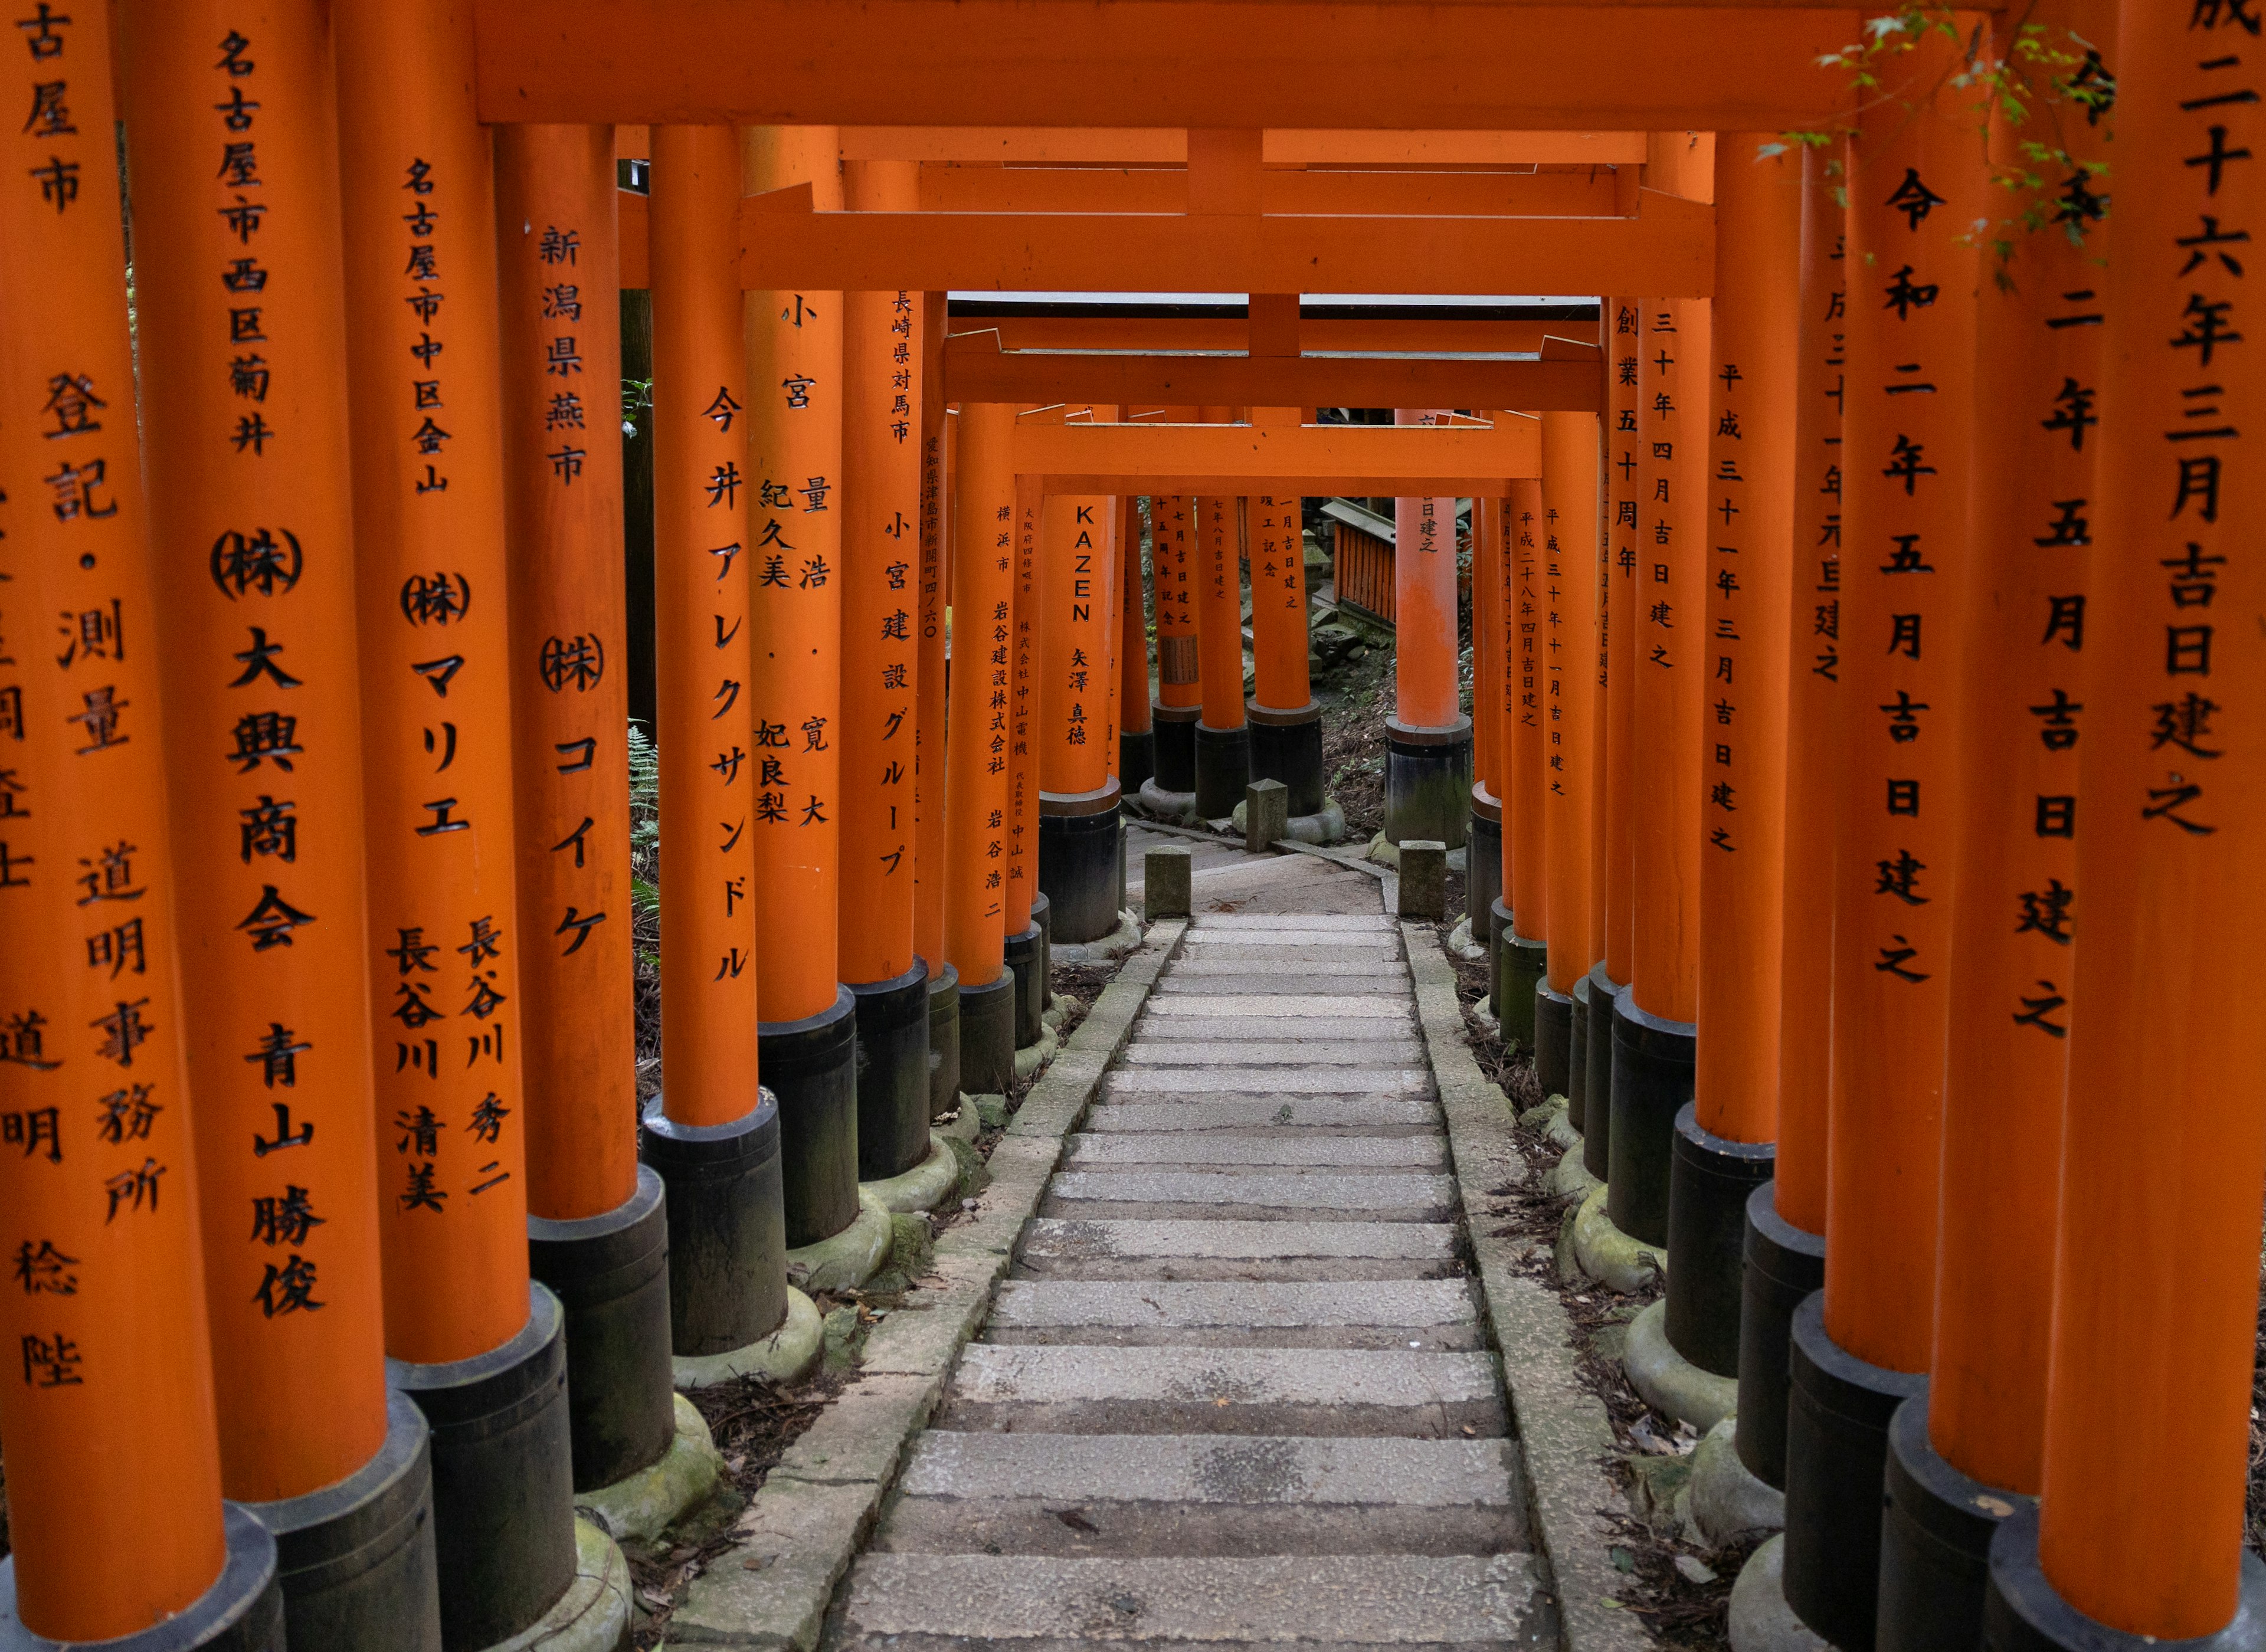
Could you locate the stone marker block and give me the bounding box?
[1245,777,1289,853]
[1142,845,1193,920]
[1399,839,1448,920]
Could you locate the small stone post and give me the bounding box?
[1398,841,1448,922]
[1143,846,1193,920]
[1245,779,1289,854]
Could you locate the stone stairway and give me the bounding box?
[827,907,1555,1650]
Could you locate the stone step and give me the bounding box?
[984,1279,1478,1350]
[1164,958,1412,979]
[1043,1169,1458,1222]
[1013,1218,1461,1281]
[1103,1070,1430,1100]
[1191,913,1397,932]
[1062,1133,1446,1170]
[830,1553,1550,1651]
[875,1434,1525,1556]
[1117,1041,1427,1067]
[1155,975,1412,997]
[1164,943,1404,966]
[936,1344,1508,1437]
[1128,1017,1417,1044]
[1081,1098,1439,1133]
[1143,996,1411,1020]
[1183,929,1404,949]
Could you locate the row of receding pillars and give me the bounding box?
[0,4,1391,1649]
[1458,14,2265,1652]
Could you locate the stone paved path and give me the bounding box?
[828,874,1555,1650]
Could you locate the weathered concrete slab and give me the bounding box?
[1129,1016,1419,1043]
[1165,958,1412,979]
[1163,943,1405,965]
[1182,931,1406,950]
[988,1278,1475,1330]
[1144,994,1412,1019]
[1117,1041,1427,1066]
[1082,1098,1439,1133]
[1017,1218,1457,1266]
[1155,974,1412,997]
[939,1343,1508,1437]
[831,1552,1551,1648]
[1046,1169,1456,1217]
[898,1432,1511,1506]
[1062,1133,1446,1169]
[1103,1068,1430,1096]
[1193,913,1396,932]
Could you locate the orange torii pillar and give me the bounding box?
[1143,486,1203,808]
[1580,375,1613,1133]
[1005,474,1045,1048]
[1191,471,1251,821]
[1118,493,1155,796]
[1471,487,1504,929]
[840,158,933,1186]
[335,2,589,1643]
[0,3,281,1638]
[1610,195,1711,1248]
[1038,496,1125,942]
[946,405,1018,1095]
[1388,411,1472,848]
[1735,142,1841,1496]
[1874,10,2107,1643]
[1662,139,1799,1390]
[1780,33,1983,1647]
[1584,297,1645,1172]
[917,294,957,1116]
[639,127,791,1392]
[1249,489,1325,824]
[120,3,436,1640]
[1466,486,1505,935]
[744,129,866,1265]
[1495,481,1549,1047]
[496,125,687,1503]
[1987,8,2266,1647]
[1535,417,1602,1099]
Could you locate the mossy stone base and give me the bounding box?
[1624,1298,1739,1433]
[574,1394,722,1545]
[1013,1022,1060,1081]
[481,1517,629,1652]
[1728,1535,1830,1652]
[1568,1183,1668,1293]
[784,1188,894,1294]
[672,1286,822,1391]
[1688,1418,1785,1548]
[863,1133,959,1214]
[1053,909,1144,965]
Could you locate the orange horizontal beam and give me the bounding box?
[945,338,1604,411]
[917,165,1619,217]
[473,4,1858,132]
[959,316,1574,353]
[1006,415,1543,493]
[849,129,1651,165]
[735,197,1713,297]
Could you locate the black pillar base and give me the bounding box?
[641,1094,787,1355]
[244,1389,440,1650]
[1007,920,1044,1050]
[1535,981,1573,1098]
[528,1165,676,1490]
[1491,899,1545,1048]
[1664,1105,1774,1379]
[1568,973,1592,1132]
[960,968,1017,1096]
[1119,727,1155,799]
[1152,703,1199,793]
[1735,1180,1826,1490]
[1033,891,1053,997]
[1783,1290,1927,1652]
[1485,899,1507,1013]
[1040,786,1122,943]
[926,962,961,1122]
[389,1286,578,1651]
[1606,986,1696,1248]
[1384,716,1472,848]
[1248,699,1324,816]
[759,988,860,1247]
[1583,964,1620,1181]
[1879,1394,2029,1652]
[1986,1503,2266,1651]
[1,1503,286,1650]
[850,961,931,1181]
[1193,720,1252,820]
[1465,791,1502,933]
